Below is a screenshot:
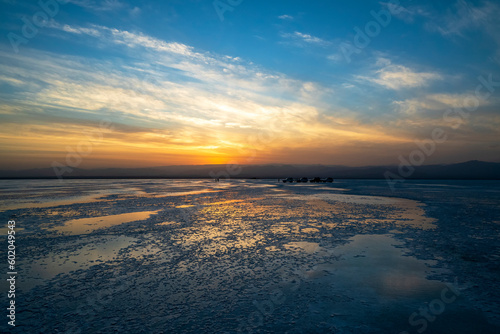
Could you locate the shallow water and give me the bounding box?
[19,236,138,291]
[316,234,444,299]
[52,210,160,235]
[0,179,498,333]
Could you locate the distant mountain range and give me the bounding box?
[1,160,499,179]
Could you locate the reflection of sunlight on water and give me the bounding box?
[19,236,137,291]
[393,200,437,230]
[150,189,221,198]
[15,180,443,301]
[176,224,265,256]
[9,179,499,333]
[301,227,320,234]
[206,199,247,205]
[242,183,279,188]
[46,209,81,217]
[270,223,302,235]
[174,200,246,209]
[275,195,436,230]
[0,184,150,211]
[52,210,160,235]
[0,192,109,212]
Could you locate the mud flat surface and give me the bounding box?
[0,179,499,333]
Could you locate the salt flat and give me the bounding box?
[0,179,499,333]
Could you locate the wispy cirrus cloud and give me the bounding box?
[2,24,409,167]
[388,0,500,64]
[393,0,500,47]
[356,59,442,90]
[1,0,499,168]
[280,31,331,47]
[381,2,431,23]
[129,6,141,17]
[393,93,492,115]
[427,0,495,37]
[58,24,102,37]
[69,0,126,12]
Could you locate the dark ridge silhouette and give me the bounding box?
[1,160,499,179]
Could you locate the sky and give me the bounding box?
[0,0,499,170]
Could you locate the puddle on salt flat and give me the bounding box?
[0,184,152,212]
[18,236,137,291]
[0,192,109,212]
[242,183,279,188]
[52,210,160,235]
[206,199,247,205]
[302,234,497,333]
[316,234,443,298]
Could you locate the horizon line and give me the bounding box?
[1,159,498,172]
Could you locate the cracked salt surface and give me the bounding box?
[0,179,498,333]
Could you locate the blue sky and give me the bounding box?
[0,0,499,169]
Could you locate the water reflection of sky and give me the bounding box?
[18,236,138,291]
[52,210,160,235]
[317,234,444,299]
[5,180,498,330]
[14,179,441,284]
[5,179,499,333]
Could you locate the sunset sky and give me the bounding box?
[0,0,499,170]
